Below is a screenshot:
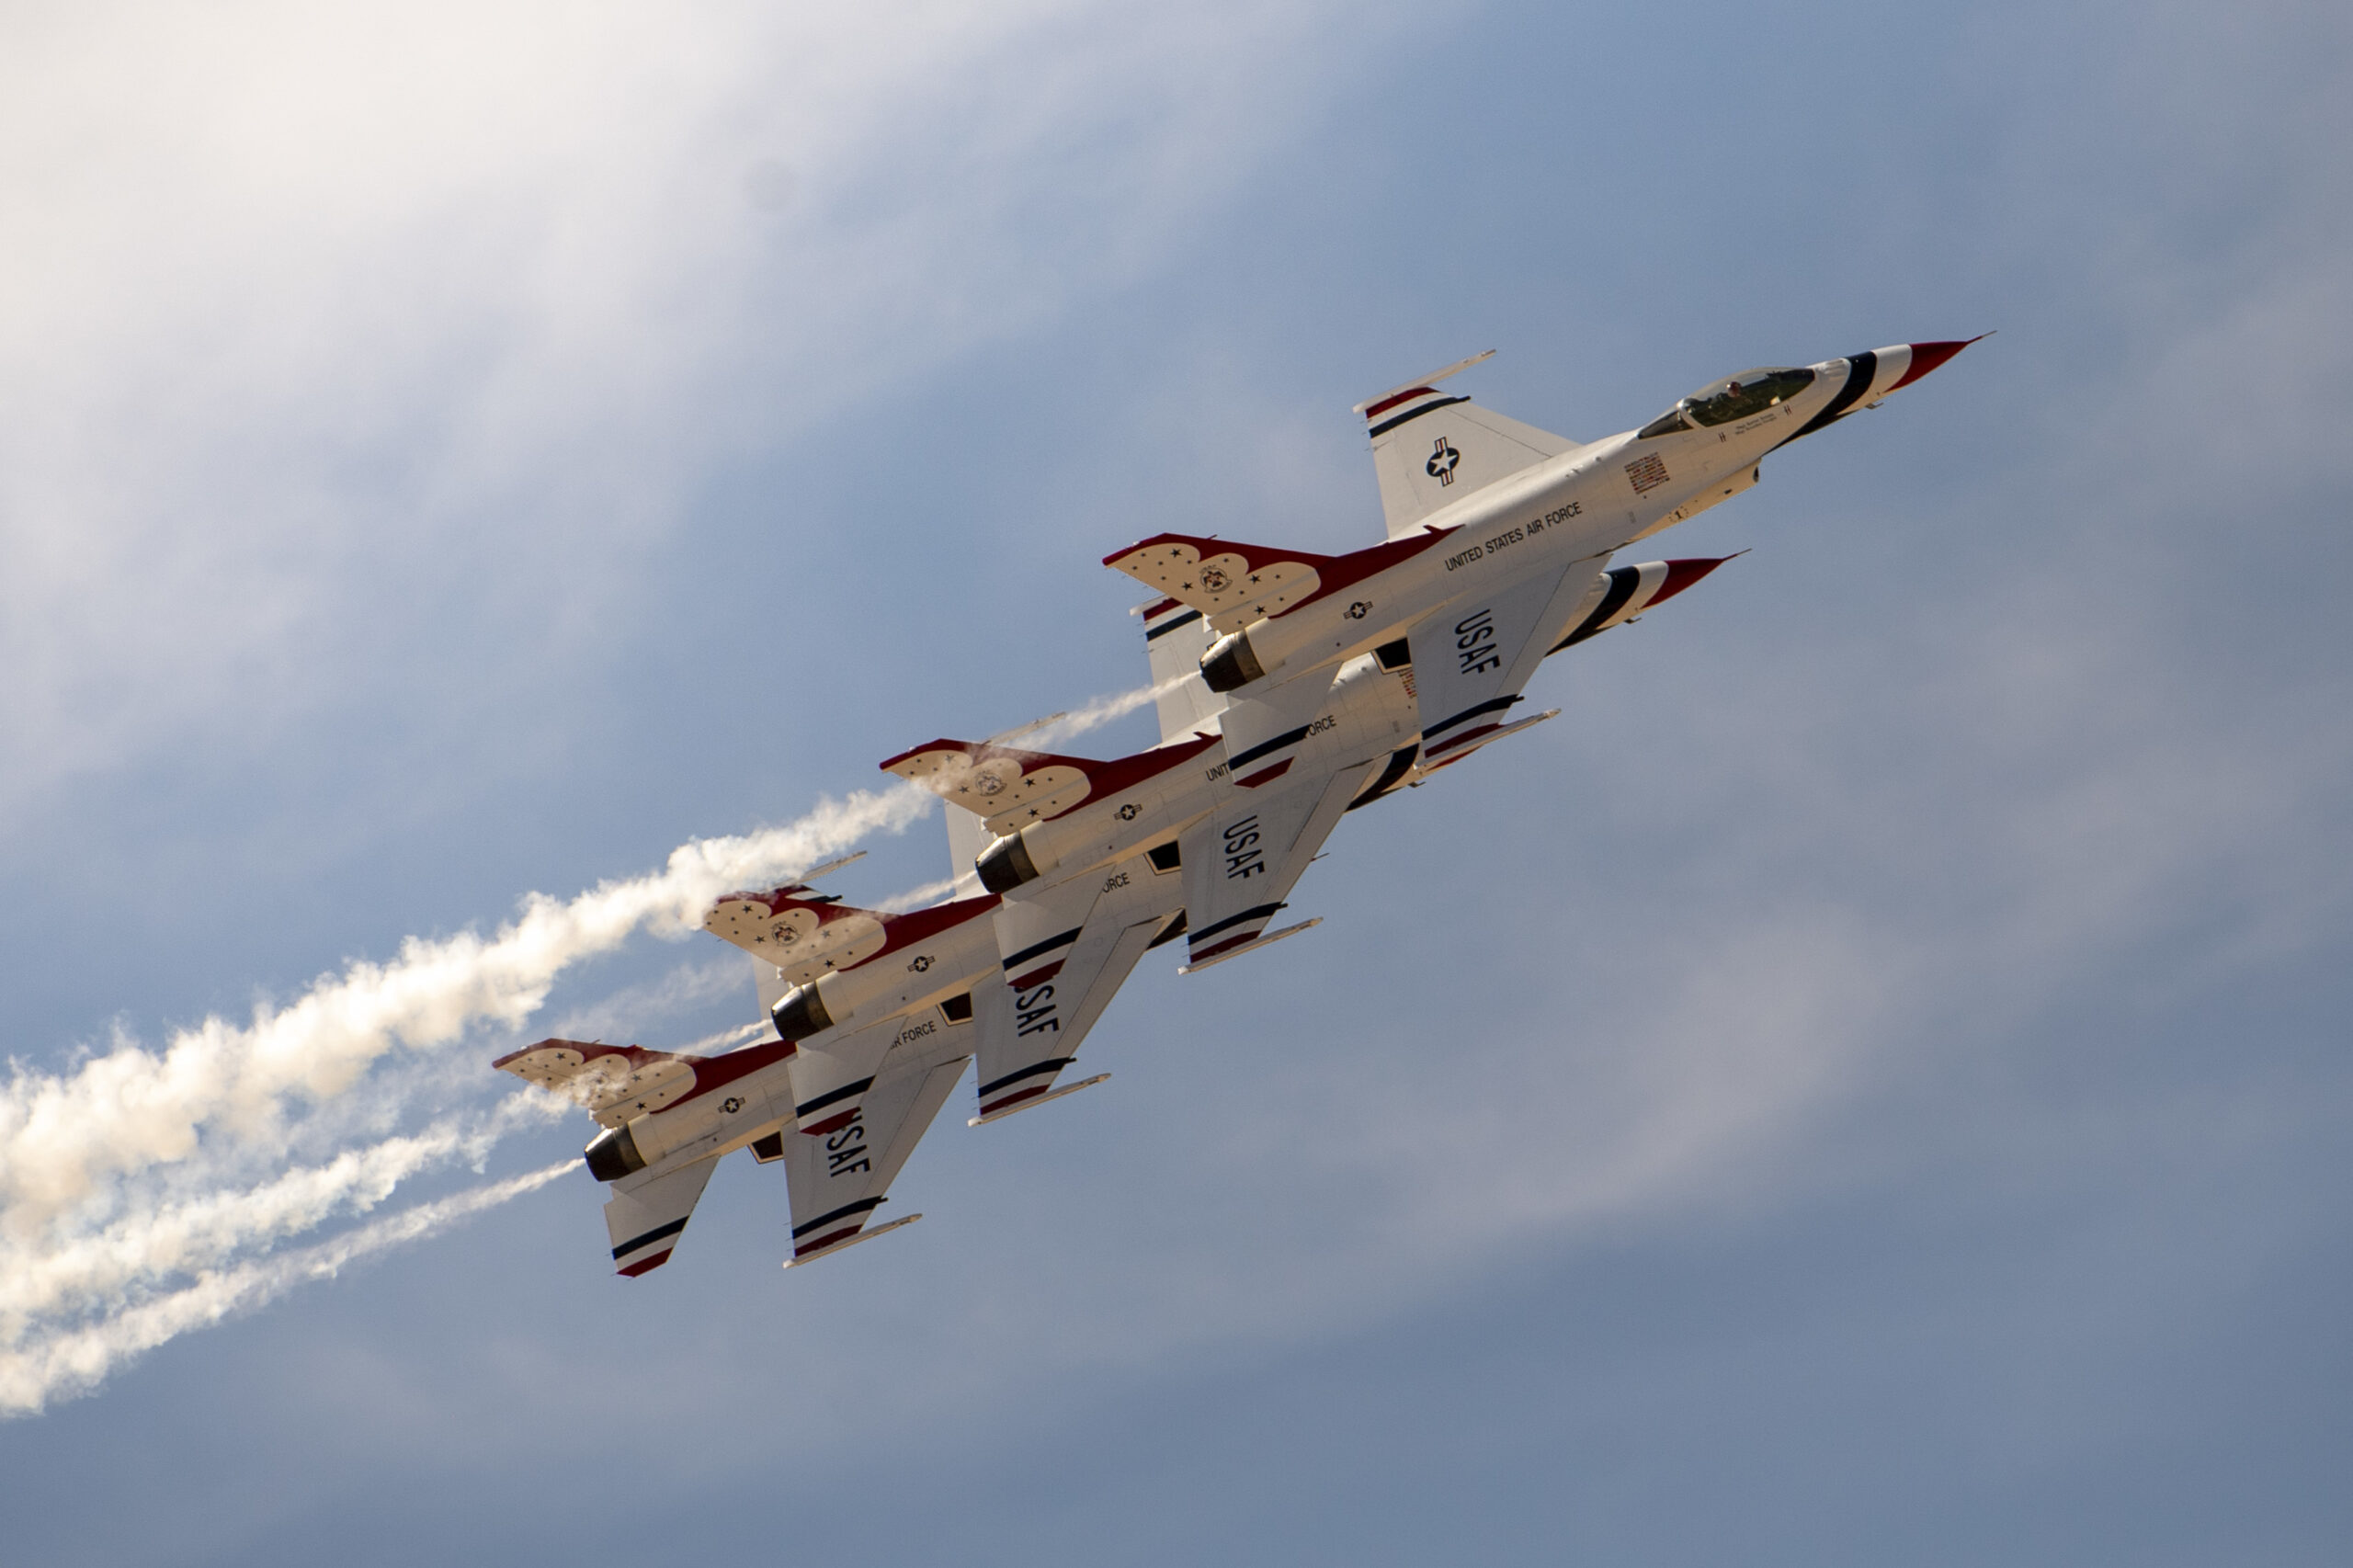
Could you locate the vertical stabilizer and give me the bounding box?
[1140,597,1228,744]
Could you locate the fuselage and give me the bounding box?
[1207,347,1949,702]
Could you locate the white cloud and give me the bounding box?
[0,0,1372,819]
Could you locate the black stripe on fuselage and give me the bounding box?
[1425,696,1520,740]
[1779,351,1876,446]
[1144,608,1203,641]
[612,1217,688,1260]
[1189,903,1285,943]
[1228,723,1313,770]
[1368,394,1471,439]
[979,1058,1075,1097]
[1346,744,1421,812]
[1002,926,1084,969]
[1551,565,1642,653]
[791,1198,885,1239]
[795,1077,875,1117]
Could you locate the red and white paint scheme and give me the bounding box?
[494,876,1007,1274]
[1103,340,1982,711]
[494,1035,798,1275]
[880,732,1223,896]
[501,334,1972,1282]
[876,732,1194,1122]
[704,887,999,1047]
[702,883,1002,1140]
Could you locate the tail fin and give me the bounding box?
[1140,597,1228,744]
[1357,355,1582,539]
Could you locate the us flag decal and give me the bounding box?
[1624,453,1670,494]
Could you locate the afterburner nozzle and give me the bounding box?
[769,983,835,1043]
[975,830,1041,893]
[584,1122,647,1183]
[1201,631,1265,693]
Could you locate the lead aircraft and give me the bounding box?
[499,336,1977,1274]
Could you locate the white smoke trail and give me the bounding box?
[0,784,931,1416]
[0,679,1163,1417]
[880,678,1186,912]
[1017,676,1190,749]
[0,786,927,1243]
[0,1095,562,1350]
[0,1161,574,1417]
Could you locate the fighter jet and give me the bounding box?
[495,876,1007,1271]
[878,733,1205,1120]
[1104,341,1980,759]
[499,335,1972,1278]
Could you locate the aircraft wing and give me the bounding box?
[1406,553,1608,767]
[780,1010,974,1266]
[1410,554,1741,776]
[1174,756,1371,970]
[973,856,1184,1121]
[1357,355,1583,540]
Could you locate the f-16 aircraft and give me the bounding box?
[1105,341,1978,747]
[498,335,1975,1276]
[494,875,1006,1270]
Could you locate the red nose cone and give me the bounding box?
[1651,553,1741,606]
[1890,335,1986,391]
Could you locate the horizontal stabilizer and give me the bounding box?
[796,849,867,883]
[496,1037,798,1143]
[880,733,1217,836]
[703,887,884,982]
[1102,530,1446,634]
[605,1155,718,1277]
[495,1039,699,1129]
[703,886,996,986]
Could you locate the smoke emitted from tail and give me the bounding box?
[1,1158,574,1416]
[1017,676,1191,748]
[881,677,1176,910]
[0,788,926,1239]
[0,783,933,1417]
[1,679,1166,1417]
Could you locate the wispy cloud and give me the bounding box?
[0,0,1365,823]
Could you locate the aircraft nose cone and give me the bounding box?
[1650,553,1739,606]
[1889,335,1986,391]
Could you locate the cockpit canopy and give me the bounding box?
[1639,365,1818,438]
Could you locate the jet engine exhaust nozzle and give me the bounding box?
[976,830,1041,894]
[1201,631,1265,693]
[770,983,835,1043]
[584,1122,647,1183]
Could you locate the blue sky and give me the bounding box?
[3,1,2348,1562]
